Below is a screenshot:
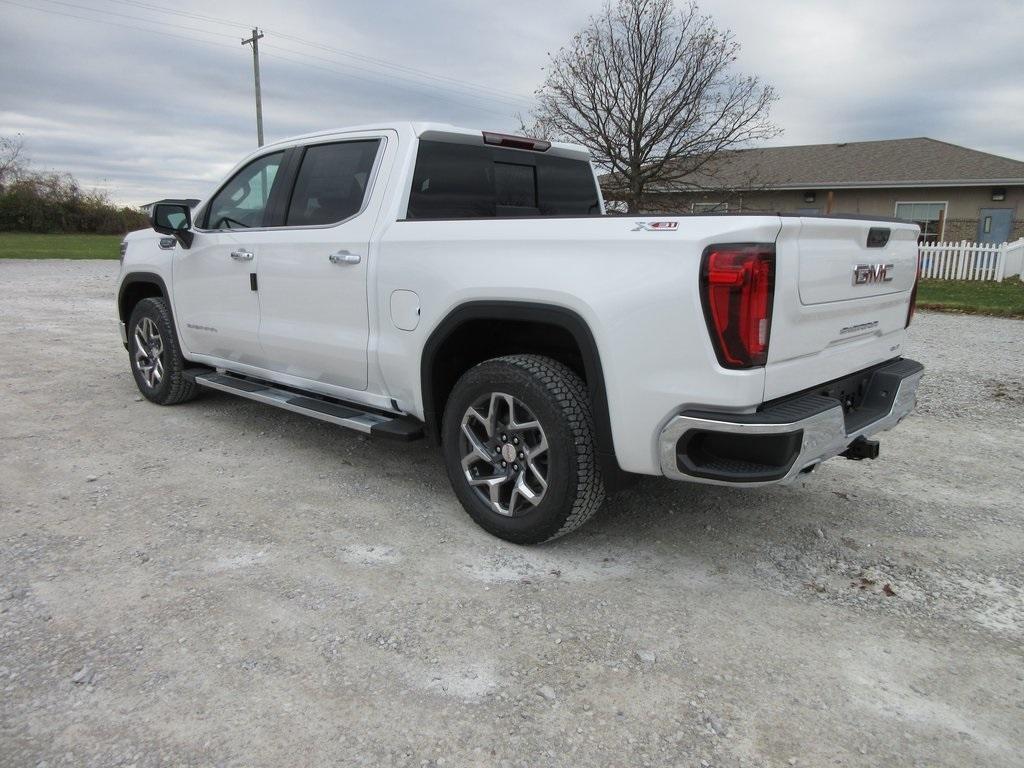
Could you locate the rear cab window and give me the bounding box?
[406,140,600,220]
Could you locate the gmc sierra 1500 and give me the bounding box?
[117,122,923,543]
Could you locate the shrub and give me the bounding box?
[0,167,149,235]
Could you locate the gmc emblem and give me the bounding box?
[852,263,894,285]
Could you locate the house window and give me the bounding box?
[692,202,728,213]
[894,202,946,243]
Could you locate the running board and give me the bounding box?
[192,371,423,441]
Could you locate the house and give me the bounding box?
[607,138,1024,244]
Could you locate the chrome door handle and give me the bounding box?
[329,250,361,265]
[230,249,254,261]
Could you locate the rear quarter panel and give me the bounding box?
[375,215,782,474]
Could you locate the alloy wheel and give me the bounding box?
[133,316,165,388]
[459,392,549,516]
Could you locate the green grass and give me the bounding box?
[917,277,1024,318]
[0,232,123,259]
[2,233,1021,318]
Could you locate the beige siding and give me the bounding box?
[735,186,1022,220]
[638,185,1024,240]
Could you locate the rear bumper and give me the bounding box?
[658,358,923,486]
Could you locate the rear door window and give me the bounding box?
[406,140,599,219]
[286,139,382,226]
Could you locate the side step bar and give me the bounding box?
[191,371,423,441]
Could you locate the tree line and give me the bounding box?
[0,136,148,235]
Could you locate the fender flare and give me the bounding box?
[117,271,170,323]
[420,300,618,477]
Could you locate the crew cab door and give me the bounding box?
[172,150,285,365]
[254,134,391,391]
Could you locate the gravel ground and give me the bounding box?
[1,260,1022,768]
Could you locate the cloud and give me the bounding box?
[1,0,1021,204]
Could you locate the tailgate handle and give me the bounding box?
[866,228,890,248]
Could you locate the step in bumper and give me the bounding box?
[658,358,924,486]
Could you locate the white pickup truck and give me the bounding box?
[117,122,923,544]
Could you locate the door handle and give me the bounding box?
[230,249,254,261]
[329,250,361,265]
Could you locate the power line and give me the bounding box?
[21,0,240,40]
[258,50,519,119]
[264,30,535,106]
[0,0,238,49]
[97,0,535,106]
[259,42,532,111]
[3,0,530,120]
[103,0,252,31]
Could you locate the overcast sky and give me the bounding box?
[2,0,1022,204]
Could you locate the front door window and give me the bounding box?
[204,152,283,229]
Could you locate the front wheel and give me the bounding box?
[127,297,199,405]
[441,355,605,544]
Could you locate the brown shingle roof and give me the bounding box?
[645,137,1024,191]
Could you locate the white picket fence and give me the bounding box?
[918,238,1024,282]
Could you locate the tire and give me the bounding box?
[441,354,605,544]
[127,297,199,405]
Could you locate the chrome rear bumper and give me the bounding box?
[659,358,924,486]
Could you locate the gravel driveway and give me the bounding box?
[1,260,1022,768]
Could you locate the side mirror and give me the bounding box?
[151,200,194,248]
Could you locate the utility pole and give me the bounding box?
[242,28,265,147]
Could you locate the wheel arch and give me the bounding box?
[118,272,170,326]
[420,300,619,480]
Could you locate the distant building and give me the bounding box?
[603,138,1024,243]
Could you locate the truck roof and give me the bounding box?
[261,122,592,162]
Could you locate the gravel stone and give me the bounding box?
[70,667,94,685]
[0,262,1020,768]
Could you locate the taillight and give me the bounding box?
[700,244,775,368]
[906,267,919,327]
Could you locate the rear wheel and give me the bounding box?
[441,355,605,544]
[127,297,199,405]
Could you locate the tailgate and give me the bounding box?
[765,216,919,401]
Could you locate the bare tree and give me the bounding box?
[521,0,779,212]
[0,135,27,189]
